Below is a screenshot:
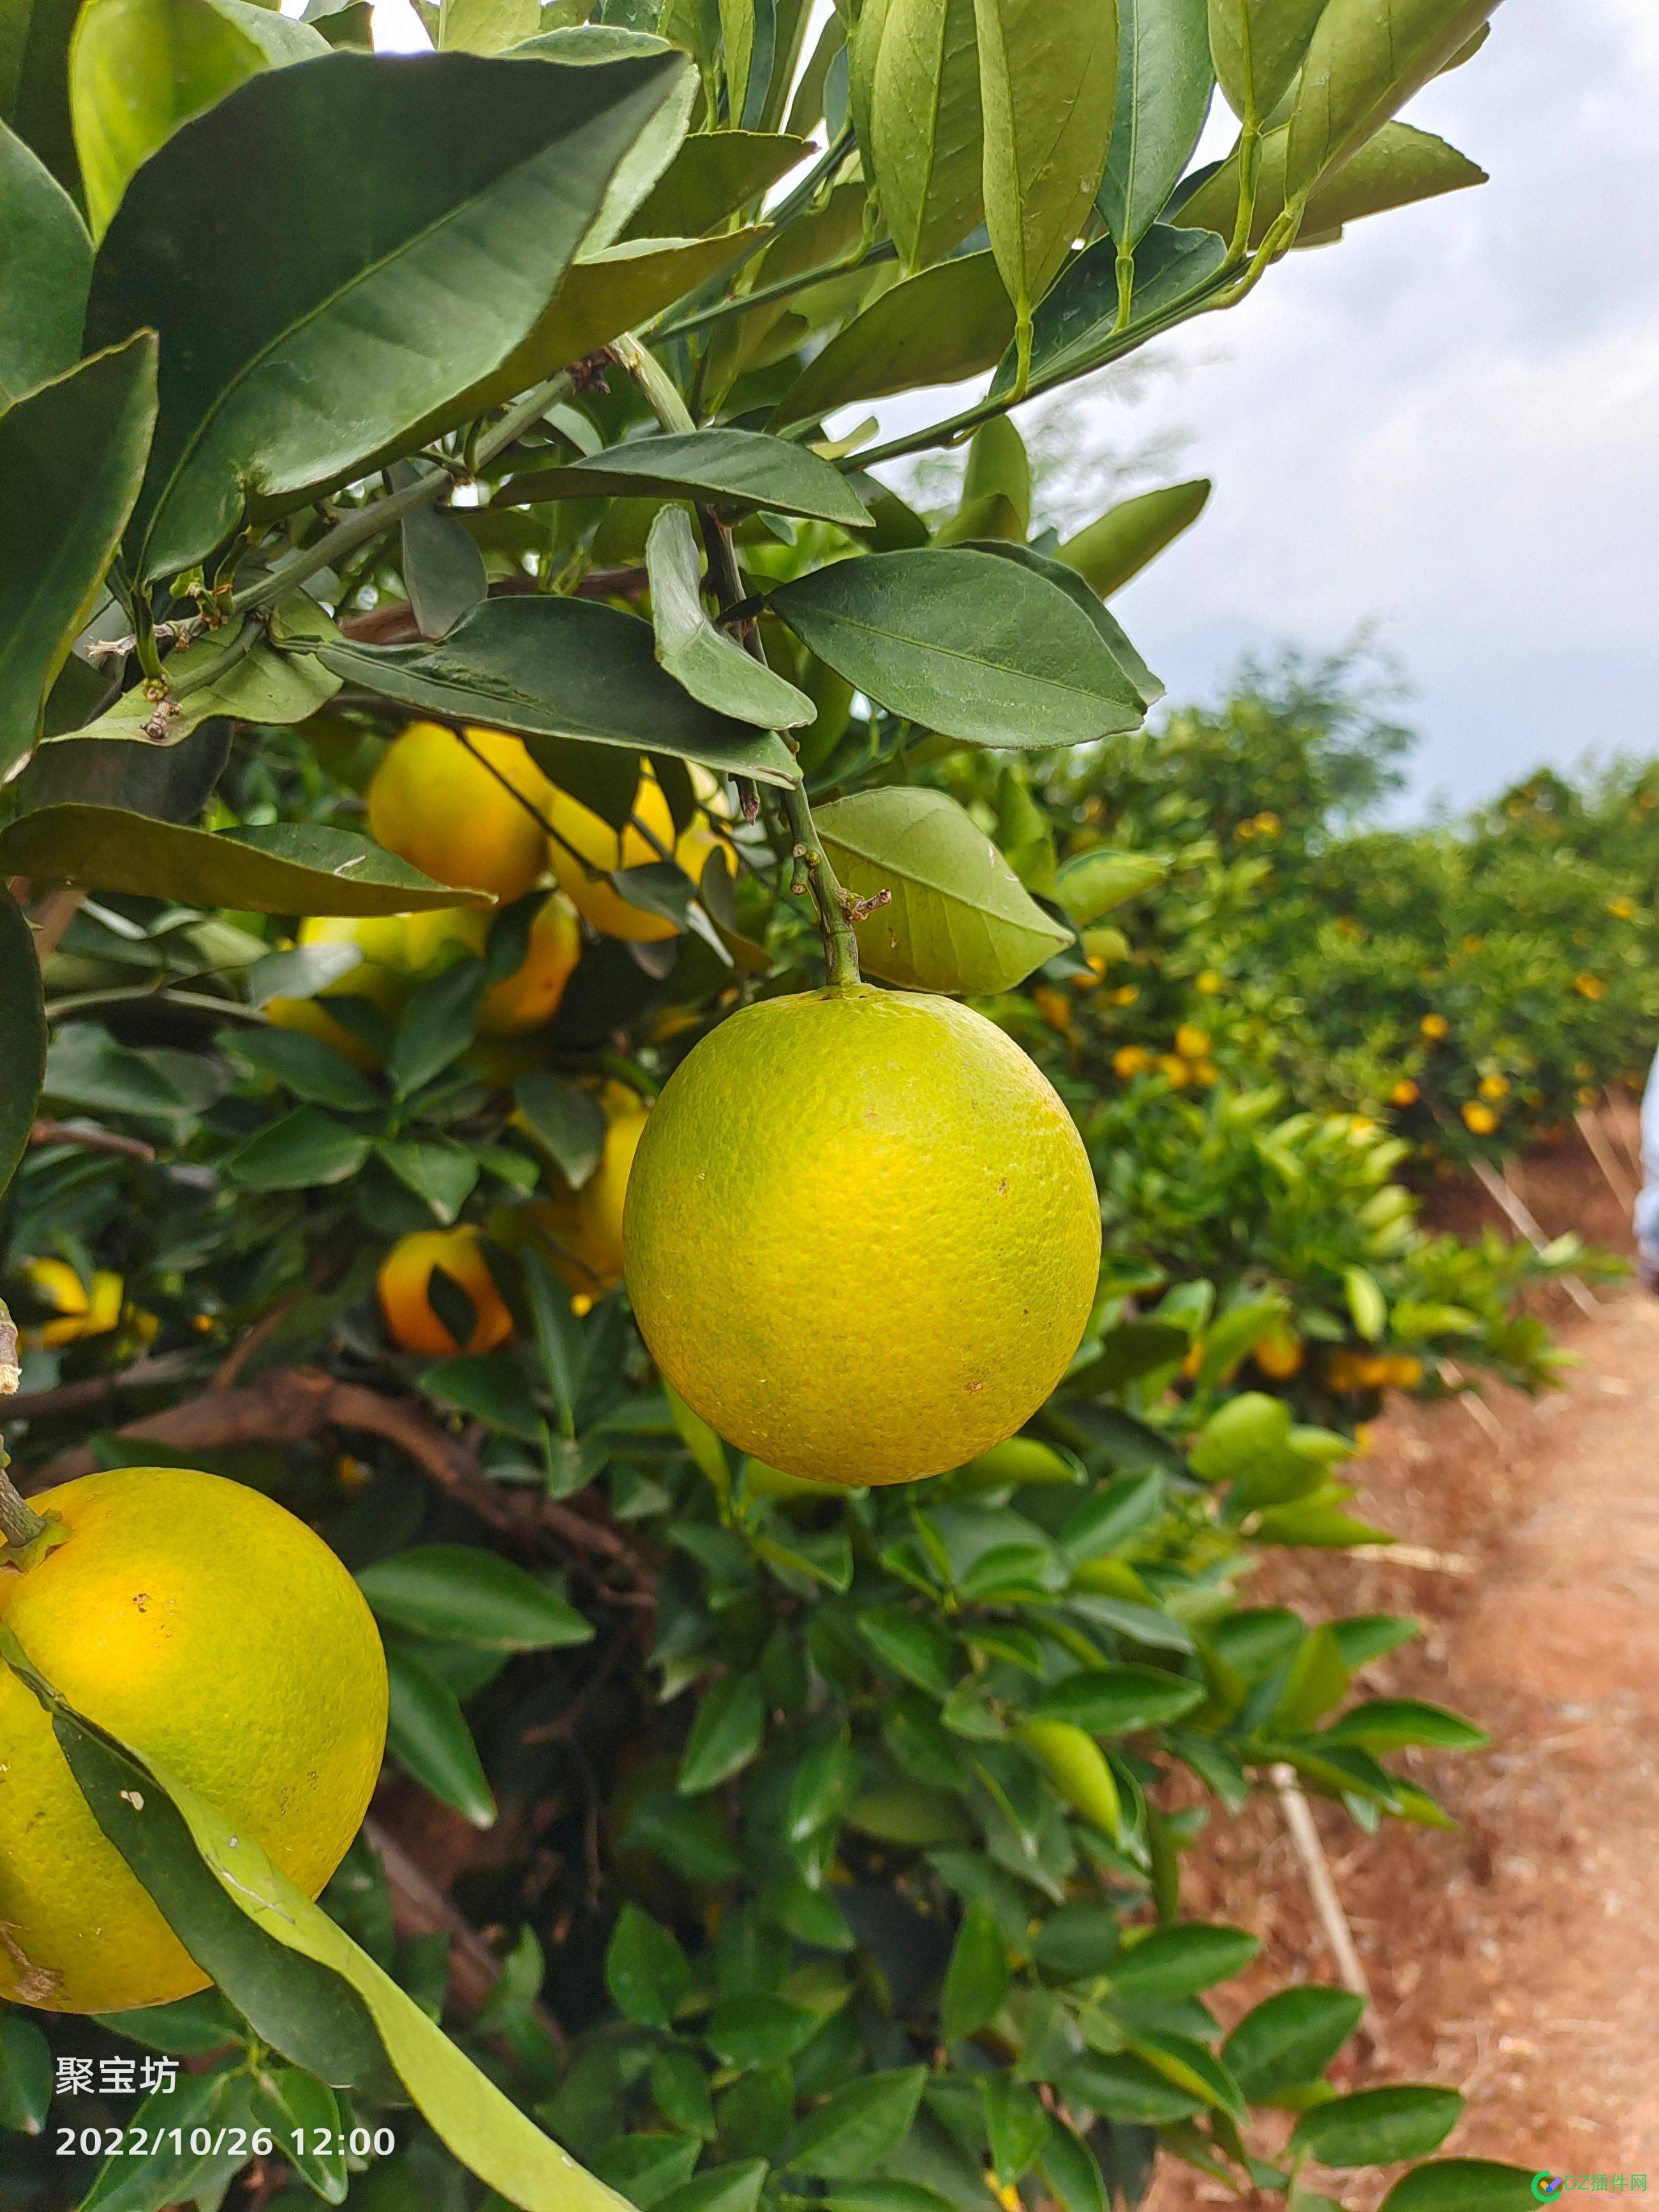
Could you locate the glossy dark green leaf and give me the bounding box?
[1037,2125,1108,2212]
[1285,0,1499,201]
[1321,1697,1489,1751]
[0,885,47,1200]
[358,1546,594,1652]
[0,2015,51,2134]
[1220,1985,1365,2099]
[422,1350,542,1442]
[870,0,983,271]
[1098,0,1212,251]
[86,47,689,580]
[0,119,89,403]
[1031,1665,1203,1733]
[1058,1470,1166,1561]
[974,0,1119,347]
[1058,477,1211,597]
[251,2068,348,2205]
[769,548,1148,749]
[707,1992,819,2067]
[647,509,814,728]
[816,785,1071,992]
[403,500,488,641]
[678,1671,766,1793]
[1380,2163,1542,2212]
[1177,119,1485,250]
[0,0,79,193]
[0,333,156,775]
[656,2162,768,2212]
[0,807,487,913]
[224,1105,373,1190]
[990,222,1228,398]
[232,1023,378,1109]
[593,2135,703,2209]
[503,427,872,530]
[787,2067,927,2179]
[387,1640,498,1827]
[378,1135,483,1222]
[389,960,487,1098]
[939,1902,1008,2043]
[964,535,1164,705]
[1291,2086,1463,2170]
[1110,1922,1259,1999]
[606,1902,692,2028]
[321,596,800,788]
[514,1070,607,1186]
[625,126,807,237]
[1060,2052,1203,2125]
[17,714,227,823]
[80,2068,260,2212]
[768,251,1015,434]
[1207,0,1325,121]
[70,0,328,239]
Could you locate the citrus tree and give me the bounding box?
[0,3,1544,2210]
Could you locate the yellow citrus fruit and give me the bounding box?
[527,1087,650,1296]
[1420,1013,1450,1040]
[378,1227,513,1356]
[546,764,721,943]
[266,914,411,1072]
[623,985,1099,1486]
[1175,1023,1210,1061]
[1254,1326,1304,1380]
[369,722,552,902]
[1462,1100,1499,1135]
[1033,985,1075,1035]
[1478,1073,1510,1102]
[17,1260,124,1349]
[402,895,583,1038]
[1390,1079,1420,1108]
[1112,1045,1151,1080]
[0,1467,385,2014]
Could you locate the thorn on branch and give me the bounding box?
[840,886,891,925]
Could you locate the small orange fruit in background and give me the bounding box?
[378,1227,512,1356]
[369,721,552,902]
[546,763,723,943]
[0,1467,386,2013]
[526,1086,651,1297]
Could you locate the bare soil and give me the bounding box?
[1147,1122,1659,2206]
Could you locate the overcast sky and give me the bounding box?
[368,1,1655,818]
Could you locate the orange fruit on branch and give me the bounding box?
[623,985,1100,1486]
[0,1467,386,2014]
[369,721,553,902]
[378,1227,512,1357]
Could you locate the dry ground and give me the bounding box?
[1147,1126,1659,2205]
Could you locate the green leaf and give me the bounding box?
[86,46,690,580]
[1251,1500,1393,1548]
[594,2135,703,2209]
[769,547,1147,749]
[707,1993,820,2067]
[232,1024,378,1110]
[1285,0,1500,202]
[974,0,1119,366]
[1058,478,1212,598]
[0,807,487,913]
[1380,2163,1542,2212]
[0,0,80,194]
[4,1633,634,2209]
[678,1671,766,1793]
[361,1547,593,1651]
[1321,1698,1489,1752]
[503,426,874,529]
[70,0,328,241]
[377,1136,483,1223]
[858,1607,956,1694]
[1177,119,1485,250]
[1272,1622,1350,1733]
[815,785,1071,994]
[1032,1665,1203,1733]
[940,1901,1008,2043]
[1038,2125,1108,2212]
[515,1072,607,1186]
[1054,849,1170,927]
[387,1640,498,1827]
[1221,1986,1365,2100]
[1127,2030,1246,2119]
[966,535,1164,706]
[0,119,90,405]
[656,2162,768,2212]
[1060,2051,1202,2125]
[0,333,156,776]
[768,251,1015,435]
[870,0,983,271]
[251,2067,348,2205]
[1110,1922,1258,2000]
[0,885,46,1201]
[787,2067,927,2179]
[646,505,815,728]
[423,1351,544,1442]
[320,596,800,788]
[990,221,1228,398]
[625,126,807,238]
[403,499,488,641]
[1207,0,1325,122]
[606,1902,692,2028]
[80,2068,259,2212]
[389,960,487,1099]
[1291,2086,1463,2170]
[1098,0,1214,251]
[225,1105,373,1191]
[0,2015,51,2134]
[1058,1471,1166,1560]
[1343,1262,1388,1340]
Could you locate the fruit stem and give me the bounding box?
[780,781,861,989]
[0,1302,52,1555]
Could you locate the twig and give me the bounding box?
[212,1296,300,1390]
[1575,1107,1638,1212]
[5,1352,200,1423]
[1269,1763,1376,2016]
[29,1119,156,1163]
[28,886,86,964]
[0,1303,53,1554]
[364,1816,563,2042]
[1468,1155,1600,1318]
[1349,1543,1478,1576]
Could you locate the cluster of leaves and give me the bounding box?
[0,1,1544,2210]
